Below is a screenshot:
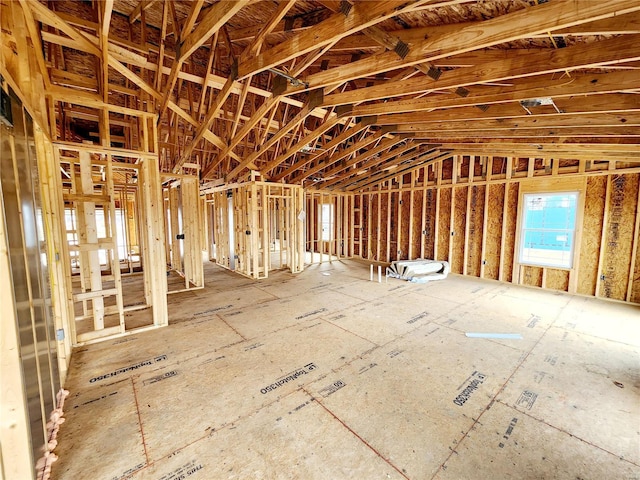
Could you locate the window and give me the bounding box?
[65,207,129,267]
[519,192,578,269]
[319,203,334,242]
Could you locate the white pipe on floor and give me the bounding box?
[370,264,373,281]
[378,265,382,283]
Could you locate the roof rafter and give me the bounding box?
[286,0,640,94]
[157,0,251,118]
[237,0,434,79]
[351,71,640,117]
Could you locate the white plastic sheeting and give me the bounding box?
[386,259,451,283]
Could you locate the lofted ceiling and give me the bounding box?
[17,0,640,190]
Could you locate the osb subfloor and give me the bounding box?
[52,260,640,480]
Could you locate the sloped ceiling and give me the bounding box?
[23,0,640,189]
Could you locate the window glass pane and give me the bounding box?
[520,192,577,269]
[319,203,334,241]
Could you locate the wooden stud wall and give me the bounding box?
[59,147,126,343]
[138,153,169,327]
[211,190,231,270]
[209,181,304,278]
[345,156,640,304]
[0,200,35,479]
[304,191,355,263]
[33,127,74,382]
[162,173,204,292]
[1,93,60,480]
[599,174,639,299]
[55,143,168,345]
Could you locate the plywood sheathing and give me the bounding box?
[465,185,484,278]
[484,183,505,280]
[423,188,436,260]
[367,194,377,260]
[330,156,640,303]
[632,205,640,302]
[436,188,452,263]
[380,192,390,262]
[502,182,519,284]
[410,184,422,260]
[51,260,640,480]
[545,268,570,292]
[577,176,607,296]
[400,190,411,259]
[521,265,543,288]
[600,173,639,300]
[452,186,467,274]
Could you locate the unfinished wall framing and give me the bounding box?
[305,190,356,264]
[206,181,305,279]
[3,0,640,477]
[55,142,168,345]
[324,155,640,304]
[0,88,62,480]
[162,173,204,293]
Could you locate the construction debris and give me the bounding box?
[386,259,451,283]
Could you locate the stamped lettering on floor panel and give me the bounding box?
[158,460,204,480]
[516,390,538,410]
[89,355,168,383]
[143,370,178,386]
[498,417,519,448]
[319,380,346,397]
[453,371,487,406]
[112,463,144,480]
[260,363,318,394]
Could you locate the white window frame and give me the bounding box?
[518,191,578,269]
[319,203,334,242]
[512,177,586,290]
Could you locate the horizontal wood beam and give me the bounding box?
[371,94,640,125]
[270,120,370,182]
[350,71,640,117]
[391,113,640,131]
[298,1,640,94]
[260,116,343,179]
[324,33,640,107]
[224,92,325,181]
[409,127,640,139]
[344,149,452,191]
[290,128,389,184]
[332,11,640,51]
[237,0,432,79]
[317,136,415,189]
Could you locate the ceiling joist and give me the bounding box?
[7,0,637,191]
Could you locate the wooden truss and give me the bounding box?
[1,0,638,191]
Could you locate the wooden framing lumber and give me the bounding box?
[286,0,640,92]
[237,0,433,79]
[323,34,640,107]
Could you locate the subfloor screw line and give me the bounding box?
[495,399,640,468]
[303,387,411,480]
[430,311,561,479]
[131,377,150,466]
[216,313,247,340]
